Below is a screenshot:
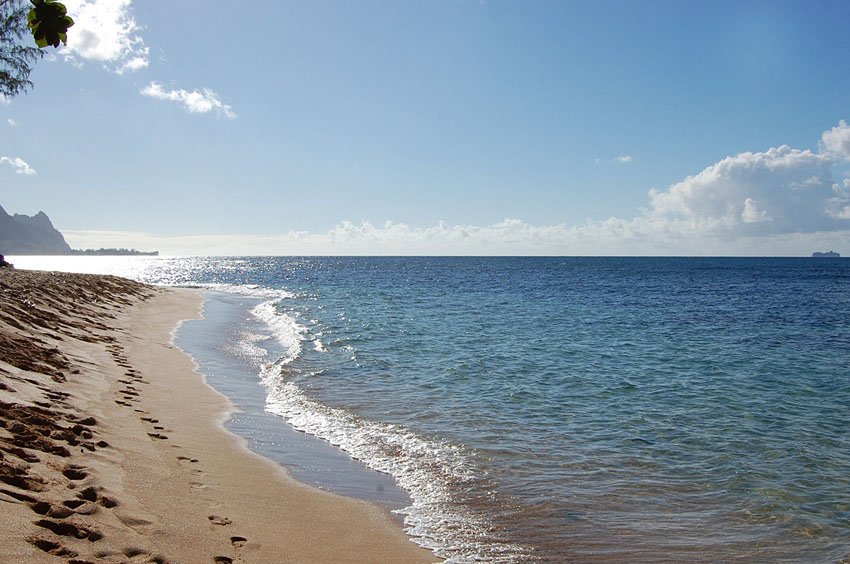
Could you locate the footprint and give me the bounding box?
[116,514,153,528]
[26,536,78,557]
[213,557,233,563]
[34,519,103,541]
[77,486,98,502]
[30,501,73,519]
[98,496,118,508]
[62,466,88,481]
[230,536,247,548]
[208,515,232,526]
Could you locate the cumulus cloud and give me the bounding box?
[647,145,842,234]
[7,119,19,127]
[821,120,850,160]
[140,82,237,118]
[61,0,149,74]
[0,156,36,175]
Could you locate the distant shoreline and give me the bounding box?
[9,249,159,256]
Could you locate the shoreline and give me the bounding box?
[174,289,414,519]
[0,269,435,562]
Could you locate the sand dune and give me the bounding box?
[0,269,435,563]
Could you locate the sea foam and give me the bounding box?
[250,300,304,363]
[249,296,526,562]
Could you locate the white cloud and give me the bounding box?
[140,82,237,118]
[647,144,841,234]
[596,155,635,165]
[0,94,9,106]
[61,0,149,74]
[821,119,850,160]
[0,156,36,175]
[7,119,19,127]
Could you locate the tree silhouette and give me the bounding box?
[0,0,73,98]
[28,0,73,48]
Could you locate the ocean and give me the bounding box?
[13,256,850,562]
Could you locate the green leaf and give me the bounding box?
[27,0,74,49]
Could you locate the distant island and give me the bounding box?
[812,251,841,258]
[0,204,158,256]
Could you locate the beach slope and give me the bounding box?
[0,269,434,563]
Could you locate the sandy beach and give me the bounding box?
[0,268,435,563]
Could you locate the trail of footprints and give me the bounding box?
[108,345,171,442]
[1,342,248,562]
[108,343,150,412]
[108,343,250,562]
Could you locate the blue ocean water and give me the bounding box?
[17,256,850,561]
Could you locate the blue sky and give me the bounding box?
[2,0,850,255]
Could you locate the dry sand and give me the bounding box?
[0,268,436,563]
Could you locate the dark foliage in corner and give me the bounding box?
[27,0,73,48]
[0,0,73,98]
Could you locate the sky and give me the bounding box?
[2,0,850,255]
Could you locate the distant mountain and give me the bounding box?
[0,205,72,254]
[0,205,158,256]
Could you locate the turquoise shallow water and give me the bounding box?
[14,256,850,561]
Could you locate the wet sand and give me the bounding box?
[0,268,435,563]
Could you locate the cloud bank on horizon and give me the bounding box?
[61,120,850,256]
